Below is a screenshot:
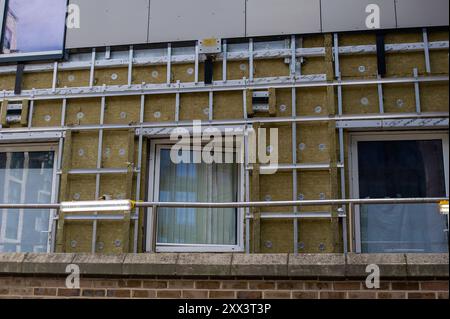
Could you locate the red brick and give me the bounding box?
[304,282,332,290]
[92,280,118,288]
[195,281,221,290]
[8,288,34,296]
[408,292,437,299]
[347,292,377,299]
[292,292,318,299]
[58,289,81,297]
[420,281,449,291]
[34,288,57,296]
[391,282,420,290]
[132,290,156,298]
[221,281,248,290]
[237,291,262,299]
[82,289,106,297]
[157,290,182,299]
[183,290,209,299]
[334,282,361,290]
[106,289,131,298]
[276,281,304,290]
[248,282,276,290]
[168,281,195,289]
[118,280,142,288]
[209,291,236,299]
[377,292,406,299]
[319,292,346,299]
[142,280,167,289]
[263,291,291,299]
[437,292,449,299]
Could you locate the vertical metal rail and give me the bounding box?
[194,41,200,84]
[334,33,348,254]
[51,62,58,93]
[249,39,254,82]
[89,49,96,88]
[133,94,145,253]
[222,40,228,82]
[423,28,431,74]
[127,46,134,87]
[413,68,421,114]
[175,92,180,122]
[377,74,385,114]
[51,98,67,252]
[243,85,251,254]
[92,96,106,253]
[291,35,299,255]
[27,100,34,129]
[167,43,172,85]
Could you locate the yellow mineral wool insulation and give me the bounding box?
[0,74,15,91]
[104,96,140,124]
[32,100,63,127]
[340,55,378,79]
[296,123,332,164]
[23,72,53,90]
[143,94,176,122]
[58,70,90,88]
[66,98,101,126]
[386,52,426,76]
[70,132,99,169]
[95,67,128,86]
[179,92,209,121]
[254,59,289,78]
[296,87,328,116]
[214,91,245,120]
[102,132,131,169]
[383,84,416,113]
[421,83,450,113]
[133,65,167,84]
[341,85,379,114]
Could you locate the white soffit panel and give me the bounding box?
[321,0,396,32]
[66,0,150,49]
[395,0,449,28]
[148,0,245,43]
[246,0,321,37]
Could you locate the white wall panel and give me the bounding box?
[246,0,321,37]
[148,0,245,43]
[321,0,397,32]
[395,0,449,28]
[66,0,150,49]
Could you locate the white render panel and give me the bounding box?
[246,0,321,37]
[395,0,449,28]
[66,0,150,48]
[148,0,245,43]
[321,0,397,32]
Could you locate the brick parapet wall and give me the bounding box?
[0,276,448,299]
[0,253,448,299]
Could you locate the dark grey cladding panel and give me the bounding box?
[148,0,245,43]
[246,0,321,37]
[321,0,397,32]
[395,0,449,28]
[65,0,150,49]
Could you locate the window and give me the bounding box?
[0,0,67,62]
[350,132,449,253]
[0,144,58,253]
[147,140,244,252]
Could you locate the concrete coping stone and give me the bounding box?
[0,253,448,279]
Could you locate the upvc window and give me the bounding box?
[0,144,58,253]
[147,140,244,252]
[350,132,449,253]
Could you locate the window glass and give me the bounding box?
[1,0,66,58]
[0,150,55,253]
[357,139,448,253]
[156,149,238,246]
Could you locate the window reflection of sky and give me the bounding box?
[3,0,66,53]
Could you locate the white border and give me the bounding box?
[0,143,58,253]
[146,138,244,253]
[349,131,449,253]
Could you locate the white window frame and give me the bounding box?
[146,138,245,253]
[349,131,449,253]
[0,143,59,253]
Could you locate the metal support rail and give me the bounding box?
[1,198,446,254]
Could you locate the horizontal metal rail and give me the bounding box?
[1,74,448,101]
[1,112,448,134]
[1,197,446,210]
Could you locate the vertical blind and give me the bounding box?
[157,149,238,246]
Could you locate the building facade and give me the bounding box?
[0,0,448,299]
